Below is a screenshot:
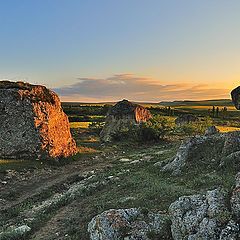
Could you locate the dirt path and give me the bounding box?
[0,153,114,212]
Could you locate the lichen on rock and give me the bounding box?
[0,80,77,160]
[100,99,152,142]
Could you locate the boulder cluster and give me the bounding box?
[0,81,77,160]
[88,173,240,240]
[88,86,240,239]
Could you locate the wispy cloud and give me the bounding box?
[54,74,230,102]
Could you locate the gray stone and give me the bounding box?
[100,100,152,142]
[175,114,199,126]
[88,208,171,240]
[161,131,240,175]
[169,188,230,240]
[0,81,77,160]
[230,172,240,219]
[205,126,220,136]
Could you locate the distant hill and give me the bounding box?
[159,99,233,107]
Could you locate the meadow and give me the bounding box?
[0,99,240,239]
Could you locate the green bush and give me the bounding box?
[89,122,105,134]
[174,117,213,135]
[112,116,174,142]
[138,116,174,141]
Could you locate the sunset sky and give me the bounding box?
[0,0,240,102]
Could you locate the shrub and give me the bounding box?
[112,116,174,142]
[174,117,213,135]
[88,122,105,134]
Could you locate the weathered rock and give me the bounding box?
[230,172,240,219]
[0,81,77,160]
[175,114,199,126]
[205,126,220,136]
[100,100,152,142]
[88,208,171,240]
[169,188,231,240]
[161,131,240,175]
[219,220,240,240]
[231,86,240,110]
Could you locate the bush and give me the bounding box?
[138,116,174,141]
[174,117,213,135]
[89,122,105,134]
[112,116,174,142]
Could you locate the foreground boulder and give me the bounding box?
[100,99,152,142]
[160,130,240,175]
[0,81,77,160]
[169,188,240,240]
[88,208,171,240]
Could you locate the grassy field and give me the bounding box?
[0,99,239,239]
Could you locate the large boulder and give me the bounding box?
[169,188,240,240]
[100,99,152,142]
[160,131,240,175]
[0,81,77,160]
[231,86,240,110]
[88,208,171,240]
[230,172,240,219]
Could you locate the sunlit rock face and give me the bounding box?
[100,99,152,142]
[231,86,240,110]
[0,81,77,160]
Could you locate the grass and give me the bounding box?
[216,126,240,132]
[70,122,90,129]
[1,102,240,239]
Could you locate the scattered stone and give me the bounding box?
[175,114,199,126]
[0,81,77,160]
[100,99,152,142]
[205,126,220,135]
[118,196,136,203]
[88,208,171,240]
[119,158,131,162]
[129,160,140,164]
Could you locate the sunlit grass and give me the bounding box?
[77,146,98,153]
[70,122,90,129]
[173,105,236,111]
[216,126,240,132]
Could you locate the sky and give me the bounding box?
[0,0,240,102]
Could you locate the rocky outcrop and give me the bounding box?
[160,130,240,175]
[175,114,199,126]
[88,172,240,240]
[88,208,171,240]
[231,172,240,219]
[205,126,220,135]
[169,187,240,240]
[231,86,240,110]
[0,81,77,160]
[100,100,152,142]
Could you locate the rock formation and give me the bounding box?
[0,81,77,160]
[100,99,152,142]
[88,208,171,239]
[88,173,240,240]
[170,187,240,240]
[158,129,240,175]
[175,114,199,126]
[231,86,240,110]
